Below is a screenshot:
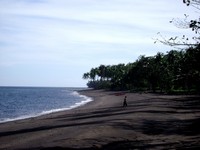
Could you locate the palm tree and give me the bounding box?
[82,72,90,80]
[90,68,98,81]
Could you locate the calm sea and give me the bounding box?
[0,87,92,123]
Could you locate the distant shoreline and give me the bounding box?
[0,89,199,149]
[0,87,91,124]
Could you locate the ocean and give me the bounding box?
[0,87,92,123]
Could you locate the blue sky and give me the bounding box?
[0,0,197,87]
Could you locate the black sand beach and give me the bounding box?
[0,90,200,149]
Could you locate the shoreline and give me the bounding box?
[0,90,200,149]
[0,90,93,124]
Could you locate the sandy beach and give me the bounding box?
[0,90,200,149]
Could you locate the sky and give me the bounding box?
[0,0,198,87]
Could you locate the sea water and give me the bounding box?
[0,87,92,123]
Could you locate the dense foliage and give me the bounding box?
[83,45,200,93]
[83,0,200,94]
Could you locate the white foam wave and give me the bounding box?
[0,113,41,123]
[70,91,80,96]
[70,95,93,109]
[0,91,93,124]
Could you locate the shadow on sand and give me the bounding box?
[0,95,200,149]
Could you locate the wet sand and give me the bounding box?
[0,90,200,149]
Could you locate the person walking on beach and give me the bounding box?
[123,96,127,107]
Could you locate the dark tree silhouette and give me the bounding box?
[83,0,200,94]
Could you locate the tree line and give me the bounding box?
[83,0,200,94]
[83,44,200,94]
